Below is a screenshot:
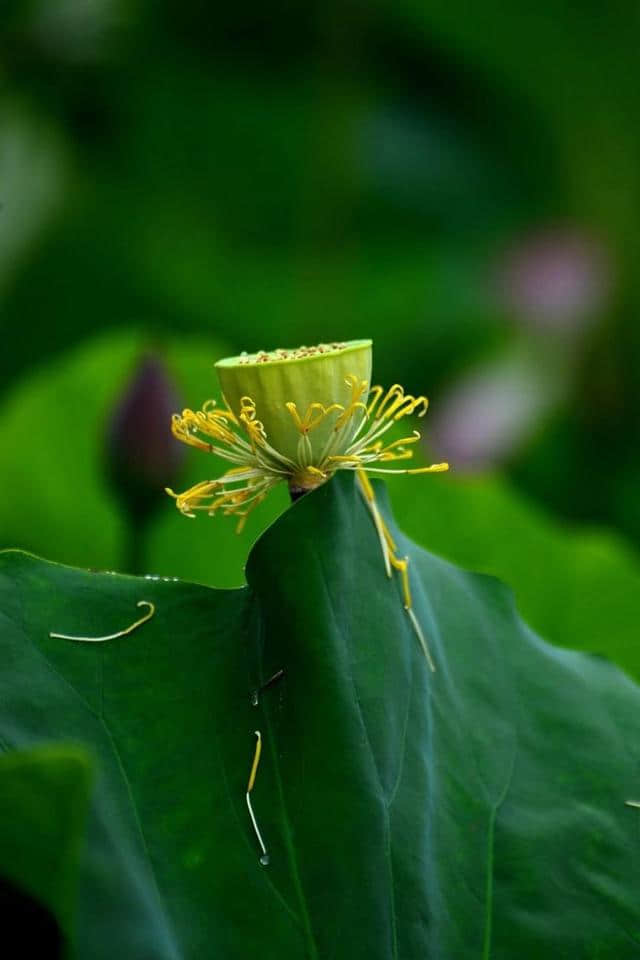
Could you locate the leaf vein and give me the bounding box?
[481,737,518,960]
[317,554,399,960]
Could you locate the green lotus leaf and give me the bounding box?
[0,744,93,956]
[1,473,639,958]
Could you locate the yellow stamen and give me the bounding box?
[240,396,257,416]
[171,413,212,451]
[202,398,239,424]
[241,416,266,451]
[398,396,429,419]
[365,385,384,416]
[345,373,369,406]
[327,454,362,464]
[356,468,436,671]
[246,731,269,864]
[357,468,375,502]
[356,470,392,577]
[166,480,219,516]
[378,450,413,462]
[375,384,404,419]
[370,432,420,453]
[383,524,397,553]
[286,401,344,434]
[382,392,416,420]
[285,402,304,432]
[225,465,257,477]
[247,730,262,793]
[195,413,239,446]
[389,552,411,609]
[334,401,367,431]
[362,463,449,475]
[358,483,397,552]
[407,464,449,474]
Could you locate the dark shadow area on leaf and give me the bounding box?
[0,877,63,958]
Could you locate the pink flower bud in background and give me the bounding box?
[495,227,612,333]
[428,351,560,471]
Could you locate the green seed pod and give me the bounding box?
[215,340,372,463]
[169,337,447,526]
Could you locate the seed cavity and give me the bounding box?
[238,342,347,364]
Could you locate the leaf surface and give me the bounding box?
[1,473,639,958]
[0,744,93,956]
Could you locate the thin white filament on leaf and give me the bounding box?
[49,600,155,642]
[246,731,269,865]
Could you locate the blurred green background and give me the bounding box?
[2,1,639,668]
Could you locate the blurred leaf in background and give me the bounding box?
[0,100,68,294]
[0,332,287,588]
[1,2,639,639]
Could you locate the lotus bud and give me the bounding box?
[107,353,184,520]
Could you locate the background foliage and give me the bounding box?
[2,0,639,671]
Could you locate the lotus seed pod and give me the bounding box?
[215,340,372,462]
[169,338,447,528]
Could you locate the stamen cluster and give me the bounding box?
[167,377,448,531]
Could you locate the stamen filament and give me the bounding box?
[407,607,436,673]
[50,601,155,643]
[356,469,436,671]
[246,731,269,864]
